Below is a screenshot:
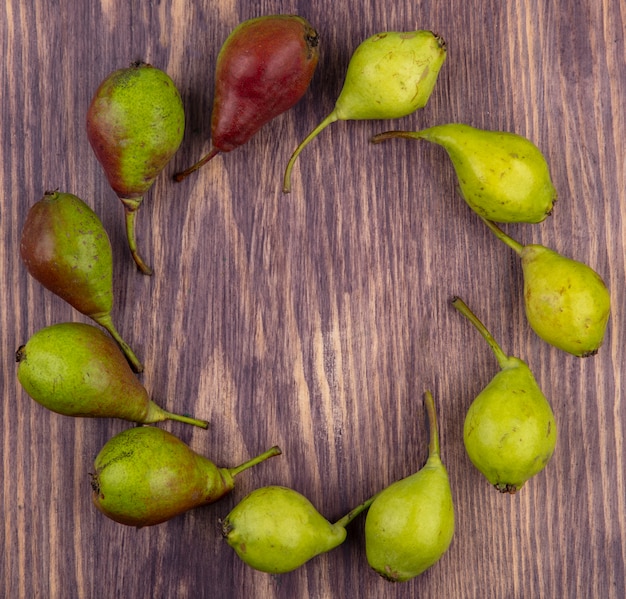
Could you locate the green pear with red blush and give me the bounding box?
[20,190,143,372]
[91,426,281,527]
[87,61,185,274]
[16,322,206,428]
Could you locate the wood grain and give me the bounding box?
[1,1,625,598]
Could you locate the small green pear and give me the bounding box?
[91,426,281,526]
[283,30,446,192]
[20,190,142,372]
[452,297,557,493]
[16,322,207,428]
[87,61,185,274]
[365,391,454,582]
[371,124,557,223]
[221,485,374,574]
[482,218,611,356]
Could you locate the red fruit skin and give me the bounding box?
[211,15,319,152]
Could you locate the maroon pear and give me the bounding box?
[174,14,319,181]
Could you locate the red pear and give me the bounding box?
[174,15,319,181]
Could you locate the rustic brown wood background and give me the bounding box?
[1,1,624,598]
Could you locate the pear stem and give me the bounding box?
[173,146,220,182]
[121,198,153,275]
[451,296,509,369]
[480,217,524,255]
[228,446,282,478]
[91,312,144,373]
[158,409,209,428]
[282,112,338,193]
[370,130,423,144]
[424,390,440,458]
[333,493,379,529]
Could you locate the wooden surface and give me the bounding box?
[2,1,625,598]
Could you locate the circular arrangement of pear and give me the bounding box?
[221,485,373,574]
[452,297,557,493]
[283,29,447,192]
[91,426,281,527]
[16,322,208,428]
[19,190,143,372]
[365,391,455,582]
[371,123,557,223]
[87,61,185,275]
[481,218,611,357]
[12,10,613,586]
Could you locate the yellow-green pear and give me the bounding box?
[221,485,374,574]
[452,297,557,493]
[365,391,454,582]
[482,218,610,356]
[371,123,557,223]
[283,30,446,192]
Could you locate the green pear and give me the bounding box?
[452,297,557,493]
[371,123,557,223]
[221,485,374,574]
[91,426,281,526]
[16,322,207,428]
[86,61,185,274]
[283,30,446,192]
[482,218,610,356]
[19,190,143,372]
[365,391,454,582]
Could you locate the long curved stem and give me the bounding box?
[283,111,338,193]
[92,312,144,373]
[451,296,509,369]
[228,446,282,477]
[480,217,524,255]
[173,146,220,182]
[121,198,153,275]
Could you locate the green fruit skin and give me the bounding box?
[222,485,346,574]
[334,30,446,120]
[86,62,185,199]
[92,426,233,527]
[17,322,150,421]
[418,124,556,223]
[522,245,611,356]
[463,358,557,492]
[365,456,454,582]
[20,191,113,318]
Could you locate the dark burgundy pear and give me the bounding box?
[174,15,319,181]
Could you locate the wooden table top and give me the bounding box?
[2,1,624,598]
